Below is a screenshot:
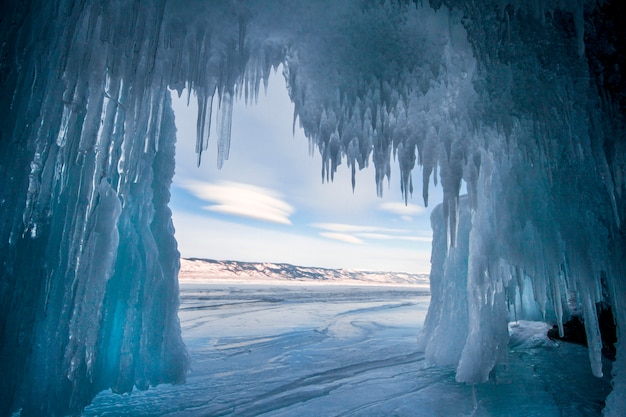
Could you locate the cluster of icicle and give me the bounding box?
[0,0,624,415]
[0,1,188,415]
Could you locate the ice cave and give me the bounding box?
[0,0,624,415]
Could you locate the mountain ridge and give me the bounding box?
[179,257,430,286]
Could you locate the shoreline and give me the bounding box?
[178,276,430,289]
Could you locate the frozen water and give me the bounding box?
[83,284,611,416]
[1,0,625,414]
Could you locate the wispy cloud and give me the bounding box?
[319,232,364,244]
[180,180,294,225]
[311,223,405,234]
[378,202,426,216]
[356,232,431,242]
[312,222,430,244]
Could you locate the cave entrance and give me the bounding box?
[168,68,438,276]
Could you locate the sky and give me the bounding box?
[169,68,442,274]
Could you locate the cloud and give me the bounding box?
[179,180,294,225]
[356,232,431,242]
[319,232,364,244]
[378,202,426,216]
[312,222,431,244]
[171,212,432,273]
[311,222,405,234]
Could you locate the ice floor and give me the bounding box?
[84,283,612,416]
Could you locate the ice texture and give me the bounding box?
[0,0,625,415]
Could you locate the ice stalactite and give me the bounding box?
[0,0,625,415]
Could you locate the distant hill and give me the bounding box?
[179,258,430,287]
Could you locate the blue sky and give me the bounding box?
[169,69,441,274]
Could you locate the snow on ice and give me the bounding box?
[82,285,612,416]
[0,0,625,415]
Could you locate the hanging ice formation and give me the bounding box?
[0,0,624,415]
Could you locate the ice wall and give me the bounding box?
[0,1,187,415]
[0,0,624,415]
[420,5,626,415]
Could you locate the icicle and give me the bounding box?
[56,106,72,147]
[448,195,458,248]
[582,289,604,378]
[153,92,165,152]
[552,273,565,338]
[216,91,233,169]
[422,165,432,207]
[195,91,213,166]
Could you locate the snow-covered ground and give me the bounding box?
[84,282,612,416]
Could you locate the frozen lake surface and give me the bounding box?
[85,283,612,416]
